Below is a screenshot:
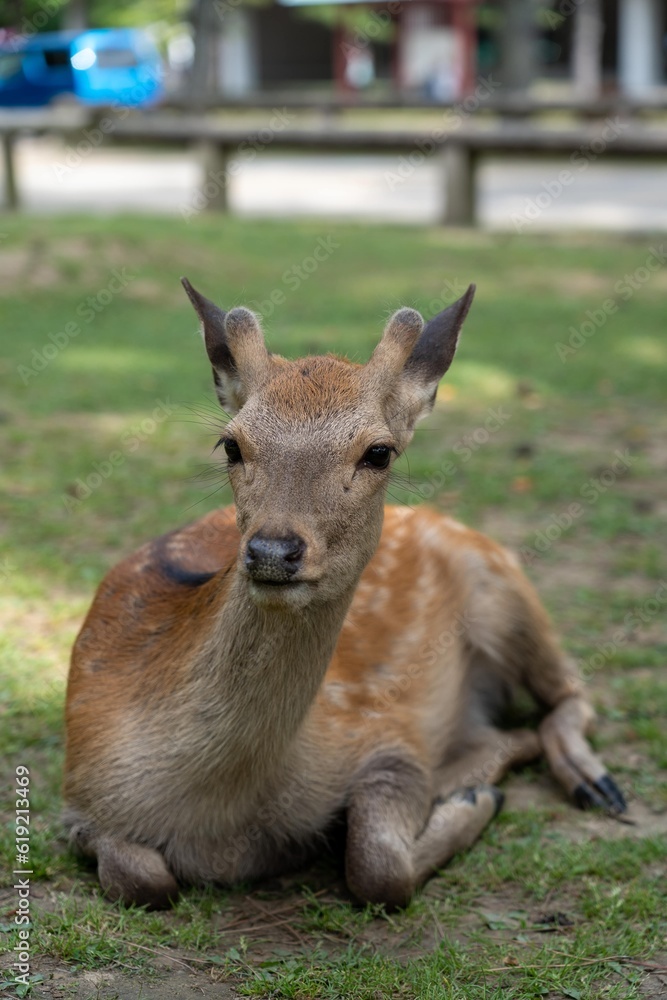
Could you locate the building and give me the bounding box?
[539,0,666,99]
[210,0,666,101]
[215,0,476,100]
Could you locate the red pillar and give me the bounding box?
[332,24,350,95]
[451,0,477,96]
[392,7,402,92]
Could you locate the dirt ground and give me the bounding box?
[10,764,665,1000]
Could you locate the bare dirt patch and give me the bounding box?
[24,957,242,1000]
[503,776,667,842]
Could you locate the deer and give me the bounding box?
[63,279,626,911]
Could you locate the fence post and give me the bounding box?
[440,142,475,226]
[2,133,19,211]
[198,140,229,213]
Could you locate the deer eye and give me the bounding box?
[362,445,392,470]
[222,438,243,464]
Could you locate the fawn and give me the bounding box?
[63,280,626,909]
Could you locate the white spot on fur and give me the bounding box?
[443,518,466,534]
[369,585,391,611]
[463,549,486,572]
[324,683,349,709]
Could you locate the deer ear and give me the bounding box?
[396,284,475,428]
[181,278,269,414]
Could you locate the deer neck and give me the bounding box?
[191,571,353,787]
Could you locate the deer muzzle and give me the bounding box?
[244,533,306,584]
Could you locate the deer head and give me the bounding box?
[182,278,475,609]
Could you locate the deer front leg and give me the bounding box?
[539,693,627,814]
[65,808,180,909]
[485,568,628,816]
[344,755,502,908]
[95,838,179,909]
[72,832,179,910]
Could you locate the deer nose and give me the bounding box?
[245,533,306,583]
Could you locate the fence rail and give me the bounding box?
[2,107,667,224]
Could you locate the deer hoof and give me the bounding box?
[573,773,627,816]
[449,784,505,817]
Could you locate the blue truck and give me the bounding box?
[0,28,163,107]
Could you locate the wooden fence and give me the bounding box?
[2,105,667,225]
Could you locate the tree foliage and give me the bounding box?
[293,4,394,44]
[0,0,189,31]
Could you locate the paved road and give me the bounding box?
[14,137,667,229]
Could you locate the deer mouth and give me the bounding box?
[245,575,318,609]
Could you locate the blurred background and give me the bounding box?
[1,0,667,224]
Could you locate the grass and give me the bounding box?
[0,215,666,999]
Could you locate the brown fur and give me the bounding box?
[63,283,625,910]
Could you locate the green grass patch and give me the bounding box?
[1,216,666,998]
